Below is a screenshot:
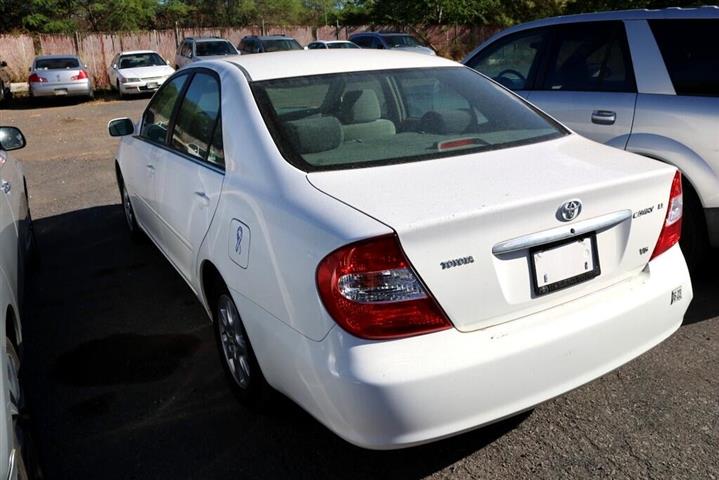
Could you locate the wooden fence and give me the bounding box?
[0,24,500,88]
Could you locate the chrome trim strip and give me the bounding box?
[492,209,632,255]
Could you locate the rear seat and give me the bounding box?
[338,90,396,142]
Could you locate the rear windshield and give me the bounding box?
[262,39,302,52]
[119,53,166,69]
[252,67,566,171]
[385,35,423,48]
[328,42,359,49]
[35,58,80,69]
[196,41,236,57]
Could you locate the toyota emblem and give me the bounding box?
[558,199,582,222]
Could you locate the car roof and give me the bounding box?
[256,35,295,40]
[314,40,354,44]
[194,37,231,43]
[118,50,158,56]
[34,54,81,60]
[499,5,719,33]
[216,49,457,81]
[351,32,412,37]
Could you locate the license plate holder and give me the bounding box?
[54,89,68,96]
[147,82,158,89]
[529,233,600,297]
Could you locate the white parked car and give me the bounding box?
[305,40,360,50]
[108,50,692,450]
[0,126,38,477]
[108,50,175,98]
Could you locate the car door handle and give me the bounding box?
[0,180,10,194]
[591,110,616,125]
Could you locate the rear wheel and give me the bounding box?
[214,292,271,406]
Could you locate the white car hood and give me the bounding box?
[118,65,174,79]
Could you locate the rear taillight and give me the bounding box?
[651,170,683,260]
[28,73,47,83]
[316,234,452,340]
[71,70,88,81]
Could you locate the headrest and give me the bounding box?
[420,109,473,134]
[283,116,343,154]
[339,90,381,124]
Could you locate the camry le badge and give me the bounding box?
[558,199,582,222]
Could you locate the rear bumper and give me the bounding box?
[30,81,92,97]
[251,244,691,450]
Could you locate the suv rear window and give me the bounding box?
[35,58,80,69]
[252,67,566,171]
[650,20,719,97]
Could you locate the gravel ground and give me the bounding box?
[1,97,717,480]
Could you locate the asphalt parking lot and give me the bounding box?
[1,97,718,479]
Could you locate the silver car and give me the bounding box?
[28,54,94,99]
[463,6,719,270]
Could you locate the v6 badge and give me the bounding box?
[229,219,250,269]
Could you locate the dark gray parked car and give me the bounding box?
[239,35,302,54]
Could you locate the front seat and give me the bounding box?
[338,89,396,142]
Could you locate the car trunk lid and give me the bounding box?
[307,135,677,332]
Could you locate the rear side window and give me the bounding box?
[650,19,719,97]
[170,72,223,168]
[541,22,634,92]
[466,29,549,91]
[180,42,192,57]
[35,58,80,69]
[140,74,189,145]
[352,37,372,48]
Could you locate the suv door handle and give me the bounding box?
[194,191,210,206]
[591,110,616,125]
[0,180,10,194]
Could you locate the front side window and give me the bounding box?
[35,57,80,69]
[180,42,192,57]
[650,19,719,97]
[261,39,302,52]
[385,35,422,48]
[466,29,549,91]
[195,41,236,57]
[541,22,634,92]
[140,74,189,144]
[170,72,222,167]
[252,67,565,171]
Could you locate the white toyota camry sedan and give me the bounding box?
[108,50,692,449]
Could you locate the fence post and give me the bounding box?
[174,21,180,48]
[73,31,80,55]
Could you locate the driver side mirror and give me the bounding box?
[108,118,135,137]
[112,64,117,69]
[0,127,26,151]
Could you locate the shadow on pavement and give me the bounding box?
[683,249,719,326]
[23,205,525,480]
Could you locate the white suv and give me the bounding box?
[464,6,719,270]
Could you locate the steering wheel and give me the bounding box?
[494,69,527,89]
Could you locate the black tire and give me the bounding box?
[680,181,710,275]
[25,207,39,270]
[118,173,143,241]
[116,80,124,100]
[7,338,43,479]
[213,291,271,407]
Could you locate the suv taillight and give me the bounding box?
[71,70,88,80]
[651,170,683,260]
[28,73,47,83]
[316,234,452,340]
